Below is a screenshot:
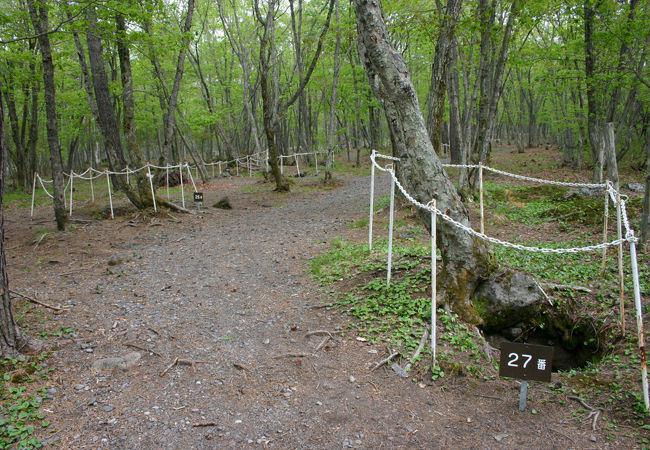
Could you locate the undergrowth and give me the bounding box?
[0,353,53,449]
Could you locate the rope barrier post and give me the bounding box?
[280,156,284,175]
[69,173,74,216]
[165,166,170,200]
[266,149,269,172]
[212,162,215,178]
[186,163,198,192]
[30,175,37,217]
[386,164,395,286]
[236,159,239,177]
[248,155,252,177]
[601,185,610,276]
[628,237,649,411]
[180,164,185,209]
[106,171,114,219]
[368,154,375,253]
[295,154,301,177]
[218,161,222,176]
[90,169,95,202]
[315,152,319,175]
[616,192,625,333]
[428,199,437,369]
[126,166,129,185]
[147,165,157,212]
[479,162,485,234]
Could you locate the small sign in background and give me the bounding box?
[193,192,203,203]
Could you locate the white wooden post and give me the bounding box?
[147,165,157,212]
[386,164,395,286]
[90,170,95,202]
[629,238,649,411]
[368,155,375,253]
[106,171,114,219]
[479,162,485,234]
[429,199,437,368]
[601,186,610,276]
[30,175,37,217]
[616,192,625,333]
[166,166,170,200]
[69,173,74,216]
[180,164,185,209]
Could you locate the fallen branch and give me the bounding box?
[9,290,65,311]
[543,283,592,294]
[404,327,430,372]
[33,233,49,251]
[159,357,178,377]
[124,341,163,357]
[567,395,600,431]
[370,351,399,372]
[192,422,219,427]
[272,353,309,359]
[305,330,343,338]
[313,336,330,353]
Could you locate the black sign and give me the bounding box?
[193,192,203,202]
[499,342,553,382]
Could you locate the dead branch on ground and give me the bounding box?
[9,289,66,311]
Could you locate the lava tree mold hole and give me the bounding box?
[485,307,613,372]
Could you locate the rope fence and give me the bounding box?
[30,149,326,218]
[368,150,648,411]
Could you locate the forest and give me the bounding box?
[1,0,648,208]
[1,0,650,447]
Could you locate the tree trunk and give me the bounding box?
[0,82,40,357]
[27,0,66,231]
[86,6,143,208]
[447,37,463,164]
[425,0,463,156]
[324,0,341,182]
[353,0,539,324]
[585,0,602,182]
[116,13,155,206]
[255,0,335,191]
[353,0,491,321]
[640,124,649,249]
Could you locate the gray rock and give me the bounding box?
[474,269,544,332]
[625,182,644,193]
[107,255,121,266]
[213,196,232,209]
[103,405,114,412]
[92,352,141,372]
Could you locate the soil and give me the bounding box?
[3,149,649,448]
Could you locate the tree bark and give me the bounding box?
[161,0,195,164]
[425,0,463,156]
[640,124,650,250]
[353,0,496,322]
[0,82,40,357]
[27,0,66,231]
[324,0,342,181]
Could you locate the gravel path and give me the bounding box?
[7,173,632,448]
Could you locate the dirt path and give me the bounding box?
[6,172,638,448]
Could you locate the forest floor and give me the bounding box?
[2,145,650,448]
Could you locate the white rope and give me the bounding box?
[370,152,634,254]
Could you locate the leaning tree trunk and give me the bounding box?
[352,0,538,323]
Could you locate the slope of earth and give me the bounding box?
[2,156,647,448]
